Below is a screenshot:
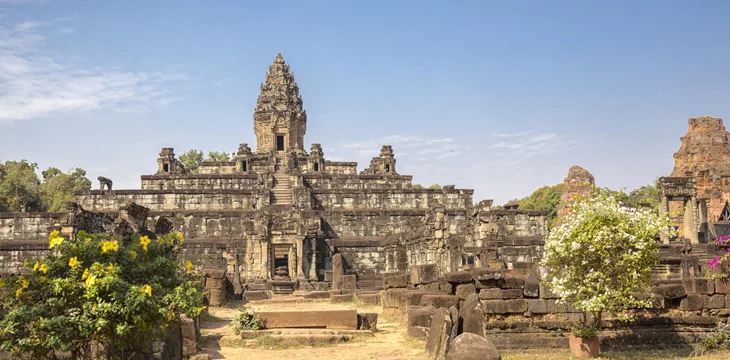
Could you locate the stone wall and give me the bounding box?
[303,174,413,189]
[75,190,267,212]
[310,189,473,210]
[0,213,64,274]
[323,162,358,175]
[141,174,263,190]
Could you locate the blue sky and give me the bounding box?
[1,1,729,204]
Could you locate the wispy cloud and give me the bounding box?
[491,131,575,158]
[0,19,187,122]
[342,135,457,158]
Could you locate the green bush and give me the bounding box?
[0,230,204,359]
[231,306,262,334]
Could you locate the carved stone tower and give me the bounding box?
[253,54,307,154]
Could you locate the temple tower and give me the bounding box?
[253,54,307,154]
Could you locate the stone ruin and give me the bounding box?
[3,55,730,354]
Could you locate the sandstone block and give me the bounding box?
[408,305,436,328]
[716,279,730,294]
[446,332,501,360]
[539,283,559,299]
[314,282,330,291]
[410,264,439,285]
[501,289,523,299]
[505,299,528,313]
[426,308,452,360]
[527,299,548,314]
[472,268,504,281]
[407,326,430,341]
[460,293,485,337]
[332,254,344,290]
[208,289,225,306]
[383,272,410,289]
[382,288,409,308]
[180,315,197,340]
[341,275,357,290]
[182,338,197,356]
[482,300,507,314]
[417,282,441,291]
[680,294,703,311]
[331,294,353,303]
[523,278,539,298]
[684,278,715,295]
[357,313,378,330]
[420,295,460,309]
[357,293,381,306]
[257,310,357,329]
[652,284,686,299]
[479,288,501,300]
[440,282,454,294]
[202,267,225,279]
[445,271,474,284]
[324,270,333,282]
[501,277,524,289]
[455,283,477,300]
[303,291,330,299]
[400,291,442,309]
[244,290,270,302]
[704,294,725,309]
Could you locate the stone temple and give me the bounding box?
[0,54,547,294]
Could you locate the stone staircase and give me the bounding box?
[270,173,292,205]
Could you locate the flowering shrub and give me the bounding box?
[0,230,204,359]
[705,235,730,280]
[695,323,730,355]
[541,192,675,336]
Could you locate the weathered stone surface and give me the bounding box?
[716,279,730,294]
[411,264,439,285]
[527,299,548,314]
[557,166,595,219]
[425,308,452,360]
[460,293,484,337]
[332,253,344,290]
[407,326,430,340]
[500,277,524,290]
[482,300,507,314]
[680,294,703,311]
[505,299,528,313]
[652,284,686,299]
[539,283,559,299]
[704,294,725,309]
[445,333,501,360]
[358,293,381,306]
[303,291,330,299]
[479,288,501,300]
[445,271,474,284]
[383,272,410,289]
[331,294,354,303]
[455,283,477,300]
[420,295,460,309]
[501,289,523,299]
[341,275,357,290]
[472,268,504,281]
[190,355,211,360]
[684,278,715,295]
[257,310,357,329]
[401,291,443,309]
[357,313,378,330]
[523,278,539,298]
[408,305,436,328]
[244,291,270,301]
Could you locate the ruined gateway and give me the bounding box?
[0,54,546,293]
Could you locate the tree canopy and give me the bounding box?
[512,183,564,226]
[178,149,204,174]
[207,151,231,162]
[0,160,91,213]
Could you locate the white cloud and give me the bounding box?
[0,20,187,122]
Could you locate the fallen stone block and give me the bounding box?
[460,293,484,337]
[410,264,439,285]
[401,290,443,309]
[420,294,460,309]
[357,313,378,330]
[652,284,686,299]
[257,310,358,329]
[426,308,452,359]
[408,305,436,328]
[445,271,473,284]
[342,275,357,290]
[472,267,504,281]
[407,326,430,341]
[417,282,441,291]
[704,294,725,309]
[382,288,409,308]
[680,294,703,311]
[446,332,501,360]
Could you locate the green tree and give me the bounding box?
[541,192,674,338]
[412,184,424,189]
[179,149,204,174]
[39,167,92,212]
[0,160,41,212]
[0,162,6,212]
[515,183,564,226]
[0,230,204,358]
[207,151,230,162]
[625,178,661,210]
[428,184,441,190]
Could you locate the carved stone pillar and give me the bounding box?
[288,245,297,279]
[659,194,670,244]
[296,239,305,279]
[685,197,699,244]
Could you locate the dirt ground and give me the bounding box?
[198,296,730,360]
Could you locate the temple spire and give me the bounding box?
[253,54,307,154]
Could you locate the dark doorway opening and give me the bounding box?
[241,162,247,172]
[385,164,390,173]
[314,162,319,172]
[163,164,169,172]
[276,135,285,151]
[272,245,290,278]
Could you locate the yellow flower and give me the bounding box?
[0,279,4,288]
[39,263,49,274]
[23,259,28,268]
[49,230,60,241]
[68,257,81,268]
[49,236,64,249]
[185,261,194,272]
[85,273,97,287]
[140,236,151,252]
[140,284,152,297]
[82,268,89,280]
[176,232,184,243]
[106,263,115,273]
[15,288,23,297]
[32,262,40,272]
[101,240,119,253]
[84,238,91,245]
[130,250,137,259]
[167,312,174,321]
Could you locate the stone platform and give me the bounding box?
[257,309,358,329]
